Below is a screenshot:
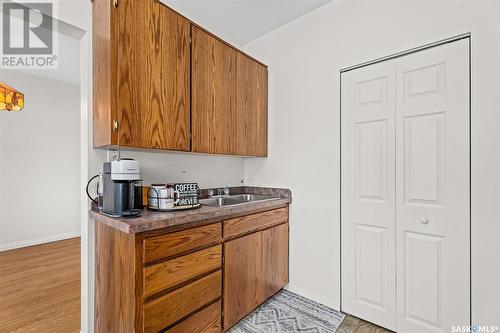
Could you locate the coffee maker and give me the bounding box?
[102,159,142,217]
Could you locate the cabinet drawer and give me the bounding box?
[144,223,222,263]
[144,245,222,298]
[166,300,221,333]
[224,207,288,239]
[144,270,222,333]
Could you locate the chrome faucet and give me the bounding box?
[208,187,230,198]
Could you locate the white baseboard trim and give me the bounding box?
[0,231,81,252]
[285,283,341,311]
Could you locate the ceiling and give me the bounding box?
[161,0,334,46]
[1,0,333,85]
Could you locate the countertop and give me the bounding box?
[89,186,291,234]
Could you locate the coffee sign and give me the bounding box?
[172,183,199,206]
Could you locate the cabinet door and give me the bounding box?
[117,0,190,151]
[92,0,119,147]
[236,53,268,157]
[223,232,262,329]
[261,223,289,301]
[223,223,289,330]
[191,26,237,155]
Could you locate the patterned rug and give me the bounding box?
[228,290,346,333]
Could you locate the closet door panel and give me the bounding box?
[341,61,396,331]
[395,38,470,333]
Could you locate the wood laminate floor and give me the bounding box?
[338,314,393,333]
[0,236,389,333]
[0,237,80,333]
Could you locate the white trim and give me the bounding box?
[0,231,80,252]
[80,29,92,333]
[285,283,340,311]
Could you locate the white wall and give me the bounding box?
[243,0,500,326]
[0,72,81,251]
[92,150,244,189]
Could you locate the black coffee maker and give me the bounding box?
[102,159,142,217]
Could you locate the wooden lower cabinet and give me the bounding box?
[167,300,222,333]
[223,207,288,239]
[144,271,222,333]
[144,245,222,298]
[262,224,289,300]
[223,222,289,330]
[94,206,288,333]
[223,232,263,328]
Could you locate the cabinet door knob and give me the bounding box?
[420,217,430,224]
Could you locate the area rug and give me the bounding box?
[228,289,346,333]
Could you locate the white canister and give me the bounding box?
[149,185,177,210]
[159,198,175,210]
[159,188,175,209]
[149,184,166,209]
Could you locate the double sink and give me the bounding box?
[200,194,280,207]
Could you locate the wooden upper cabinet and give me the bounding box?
[191,25,268,157]
[236,53,268,157]
[92,0,118,147]
[93,0,267,156]
[191,26,237,155]
[93,0,191,151]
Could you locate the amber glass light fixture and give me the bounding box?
[0,82,24,111]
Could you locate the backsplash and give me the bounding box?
[95,149,245,189]
[199,186,292,200]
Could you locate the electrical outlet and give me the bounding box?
[106,150,120,162]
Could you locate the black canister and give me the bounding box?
[133,180,143,209]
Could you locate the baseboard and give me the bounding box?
[0,231,81,252]
[285,283,341,311]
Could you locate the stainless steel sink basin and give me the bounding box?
[227,194,278,202]
[200,194,280,207]
[199,197,244,207]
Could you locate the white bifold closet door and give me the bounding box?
[394,39,470,333]
[341,38,470,333]
[341,60,397,330]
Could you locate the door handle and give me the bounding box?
[420,217,430,225]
